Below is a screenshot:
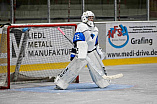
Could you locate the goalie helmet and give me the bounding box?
[81,11,95,27]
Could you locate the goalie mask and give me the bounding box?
[81,11,95,27]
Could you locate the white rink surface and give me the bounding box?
[0,63,157,104]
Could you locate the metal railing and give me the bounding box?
[0,0,156,24]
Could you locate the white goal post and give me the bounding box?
[0,23,78,89]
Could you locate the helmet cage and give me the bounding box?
[81,11,95,23]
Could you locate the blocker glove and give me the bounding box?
[70,48,78,61]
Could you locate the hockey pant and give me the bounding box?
[54,50,109,89]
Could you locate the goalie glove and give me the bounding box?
[96,45,105,60]
[70,48,77,61]
[70,54,75,61]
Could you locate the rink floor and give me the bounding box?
[0,63,157,104]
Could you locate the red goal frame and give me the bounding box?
[0,23,78,89]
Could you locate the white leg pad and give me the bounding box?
[86,50,110,88]
[54,57,87,89]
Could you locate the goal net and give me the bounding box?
[0,23,77,89]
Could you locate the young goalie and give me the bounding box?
[54,11,109,90]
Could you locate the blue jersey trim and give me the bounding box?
[70,54,75,58]
[95,36,98,45]
[73,32,85,43]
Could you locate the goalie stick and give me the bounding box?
[57,27,123,80]
[102,73,123,80]
[57,27,74,45]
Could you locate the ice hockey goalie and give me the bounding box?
[54,11,109,90]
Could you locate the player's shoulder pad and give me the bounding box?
[76,23,88,32]
[73,32,85,42]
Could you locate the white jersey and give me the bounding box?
[73,23,99,52]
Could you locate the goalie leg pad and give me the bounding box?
[54,57,88,89]
[86,50,109,88]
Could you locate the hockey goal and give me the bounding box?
[0,23,78,89]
